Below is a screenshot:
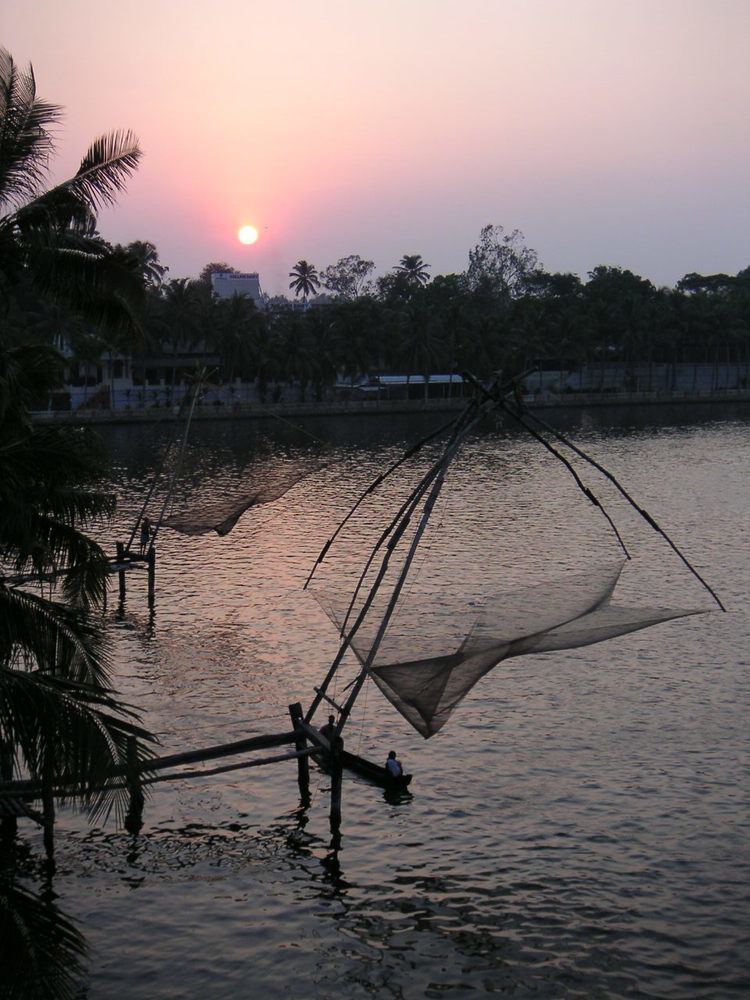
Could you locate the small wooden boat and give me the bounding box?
[341,750,412,791]
[313,745,412,790]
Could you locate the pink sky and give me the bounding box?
[4,0,749,294]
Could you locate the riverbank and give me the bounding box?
[30,386,750,425]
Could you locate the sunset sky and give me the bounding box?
[4,0,748,294]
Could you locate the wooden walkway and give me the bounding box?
[0,703,355,862]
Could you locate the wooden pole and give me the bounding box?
[41,777,55,869]
[329,735,343,841]
[124,736,144,834]
[0,741,16,846]
[116,541,126,602]
[147,545,156,607]
[288,702,310,805]
[336,411,479,735]
[0,731,301,800]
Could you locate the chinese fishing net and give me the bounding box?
[308,403,712,739]
[164,455,326,536]
[314,561,700,737]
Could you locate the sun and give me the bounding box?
[238,224,259,245]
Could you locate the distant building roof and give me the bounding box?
[376,374,464,385]
[211,271,262,302]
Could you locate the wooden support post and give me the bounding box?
[124,736,144,835]
[116,542,126,602]
[313,687,346,714]
[329,735,343,841]
[297,719,329,753]
[147,545,156,608]
[42,778,55,869]
[0,742,16,847]
[0,810,16,849]
[288,703,310,805]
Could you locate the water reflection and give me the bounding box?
[0,865,87,1000]
[11,406,749,997]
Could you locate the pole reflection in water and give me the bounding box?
[0,865,87,1000]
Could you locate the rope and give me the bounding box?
[499,402,631,559]
[517,403,726,611]
[149,371,205,549]
[267,408,328,445]
[339,398,482,636]
[303,431,466,726]
[334,399,490,735]
[305,381,504,725]
[303,413,462,590]
[123,387,196,553]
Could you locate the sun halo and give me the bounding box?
[238,225,259,245]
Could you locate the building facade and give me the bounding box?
[210,271,262,302]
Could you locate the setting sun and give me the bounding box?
[238,224,259,245]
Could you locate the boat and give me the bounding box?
[341,750,412,791]
[313,746,412,790]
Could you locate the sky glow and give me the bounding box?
[3,0,748,293]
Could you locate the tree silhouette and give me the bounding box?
[394,254,430,285]
[0,49,144,333]
[288,260,320,304]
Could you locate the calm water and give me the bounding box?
[21,405,750,997]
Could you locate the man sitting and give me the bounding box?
[385,750,403,778]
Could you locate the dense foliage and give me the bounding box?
[6,230,748,402]
[0,46,154,876]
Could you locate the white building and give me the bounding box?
[211,271,262,302]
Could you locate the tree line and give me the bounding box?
[6,227,749,402]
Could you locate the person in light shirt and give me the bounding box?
[385,750,403,778]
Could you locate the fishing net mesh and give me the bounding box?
[164,459,326,536]
[314,562,700,738]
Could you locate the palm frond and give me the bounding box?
[0,667,155,808]
[0,880,87,1000]
[12,185,96,236]
[8,515,110,608]
[0,586,111,686]
[0,419,109,485]
[63,129,141,212]
[0,49,63,211]
[0,344,64,426]
[22,235,145,334]
[0,667,155,820]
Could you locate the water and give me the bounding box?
[15,405,750,998]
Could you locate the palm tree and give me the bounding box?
[0,48,144,333]
[0,879,87,1000]
[0,345,153,822]
[119,240,168,289]
[288,260,320,305]
[394,254,431,286]
[0,49,153,829]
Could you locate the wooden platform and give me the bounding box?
[0,795,43,824]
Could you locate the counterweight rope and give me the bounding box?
[514,402,726,611]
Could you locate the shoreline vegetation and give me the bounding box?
[30,385,750,425]
[0,50,155,999]
[12,253,750,420]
